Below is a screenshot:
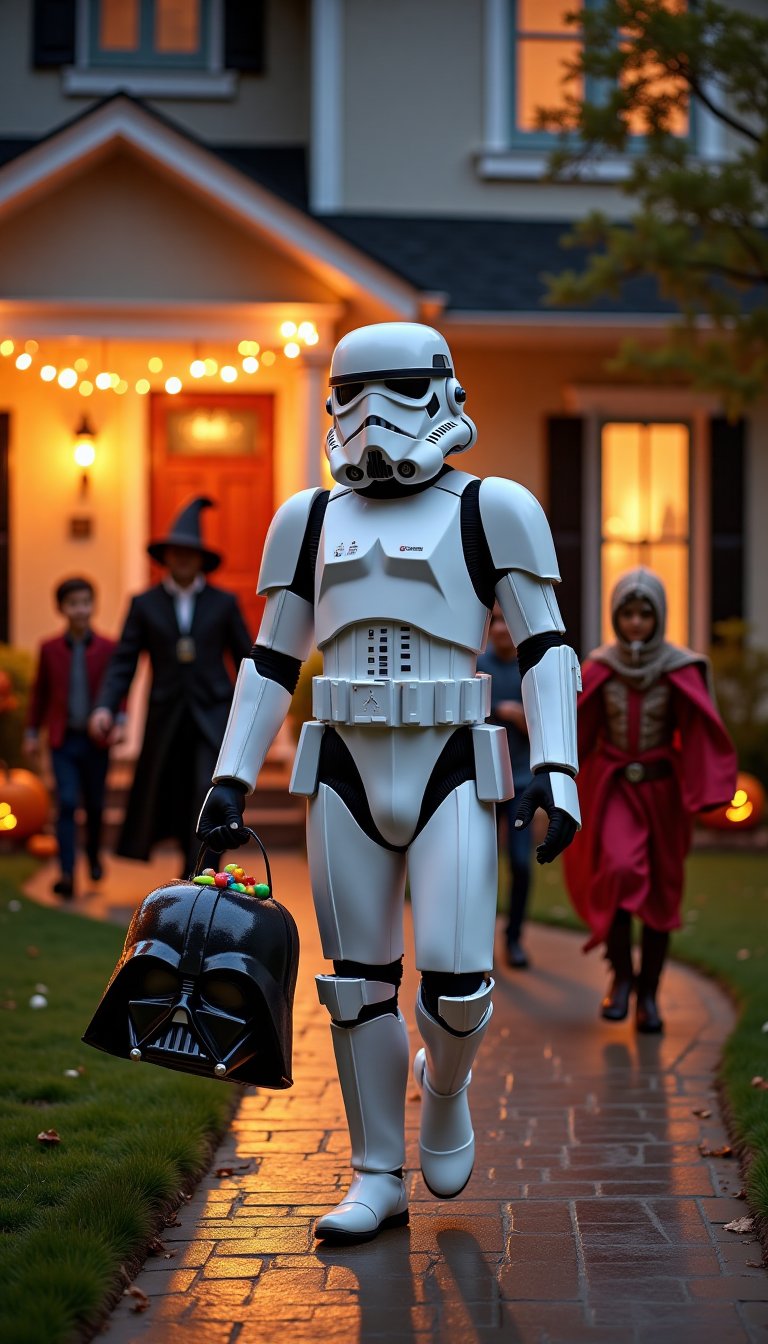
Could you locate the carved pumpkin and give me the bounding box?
[26,832,59,859]
[698,771,765,831]
[0,762,49,840]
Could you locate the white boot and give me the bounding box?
[413,979,493,1199]
[315,1010,410,1243]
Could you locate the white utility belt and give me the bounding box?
[311,673,491,728]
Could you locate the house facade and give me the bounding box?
[0,0,763,688]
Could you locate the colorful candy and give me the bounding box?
[192,869,270,899]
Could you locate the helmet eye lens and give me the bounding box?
[202,974,249,1014]
[140,966,181,998]
[334,382,364,407]
[384,378,430,399]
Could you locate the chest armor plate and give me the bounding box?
[314,484,489,652]
[602,678,673,753]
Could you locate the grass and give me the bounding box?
[521,848,768,1220]
[0,858,236,1344]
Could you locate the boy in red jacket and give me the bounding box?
[25,578,122,899]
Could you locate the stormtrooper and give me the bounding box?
[197,322,581,1243]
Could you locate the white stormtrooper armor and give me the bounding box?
[198,322,581,1244]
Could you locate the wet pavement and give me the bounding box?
[25,851,768,1342]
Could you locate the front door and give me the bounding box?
[150,392,274,638]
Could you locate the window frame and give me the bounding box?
[480,0,717,181]
[62,0,236,98]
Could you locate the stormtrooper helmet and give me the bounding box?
[325,322,477,488]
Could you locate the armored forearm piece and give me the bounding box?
[213,659,293,792]
[521,643,581,776]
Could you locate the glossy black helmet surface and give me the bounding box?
[83,835,299,1087]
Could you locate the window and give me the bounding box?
[481,0,692,174]
[600,421,690,644]
[91,0,208,70]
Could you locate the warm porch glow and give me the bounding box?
[601,421,690,645]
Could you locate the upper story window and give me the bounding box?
[481,0,695,178]
[91,0,209,70]
[32,0,264,100]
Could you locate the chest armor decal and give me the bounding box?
[315,485,489,652]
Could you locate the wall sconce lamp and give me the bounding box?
[73,415,96,499]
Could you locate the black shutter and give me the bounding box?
[224,0,266,72]
[33,0,76,67]
[710,416,745,634]
[546,416,584,657]
[0,415,9,643]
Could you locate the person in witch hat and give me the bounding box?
[90,497,252,873]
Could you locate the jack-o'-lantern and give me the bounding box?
[698,771,765,831]
[0,762,49,841]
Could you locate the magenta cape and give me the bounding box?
[563,661,737,950]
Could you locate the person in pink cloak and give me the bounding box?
[563,568,737,1033]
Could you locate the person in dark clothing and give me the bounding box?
[25,576,120,899]
[477,603,535,968]
[89,498,252,873]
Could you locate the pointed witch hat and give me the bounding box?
[147,496,221,573]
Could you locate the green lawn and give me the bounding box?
[524,848,768,1220]
[0,859,235,1344]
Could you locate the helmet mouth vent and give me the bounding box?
[365,449,393,479]
[150,1024,208,1058]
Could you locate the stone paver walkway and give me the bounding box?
[25,852,768,1342]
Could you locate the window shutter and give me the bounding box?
[710,416,745,633]
[546,416,583,657]
[32,0,76,67]
[224,0,266,72]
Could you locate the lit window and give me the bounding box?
[509,1,689,144]
[600,422,690,644]
[91,0,207,69]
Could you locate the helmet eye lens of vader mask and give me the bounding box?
[139,965,181,998]
[201,973,249,1015]
[383,377,430,399]
[335,381,364,407]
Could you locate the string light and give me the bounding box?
[0,323,320,396]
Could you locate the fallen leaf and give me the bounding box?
[698,1142,732,1158]
[746,1260,763,1268]
[124,1286,150,1313]
[146,1238,165,1256]
[163,1251,177,1260]
[692,1108,712,1118]
[1,1000,16,1010]
[37,1129,60,1146]
[736,1188,748,1200]
[163,1216,182,1228]
[213,1164,249,1178]
[750,1076,768,1090]
[736,948,751,960]
[25,946,39,959]
[724,1217,754,1234]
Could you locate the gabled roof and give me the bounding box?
[0,95,420,319]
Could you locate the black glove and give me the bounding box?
[514,768,578,865]
[197,779,250,852]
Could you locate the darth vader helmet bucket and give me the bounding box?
[83,831,299,1088]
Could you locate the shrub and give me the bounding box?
[0,645,35,768]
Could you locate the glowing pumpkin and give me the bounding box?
[0,762,49,841]
[699,771,765,831]
[26,832,59,859]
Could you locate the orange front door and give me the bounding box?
[150,392,274,639]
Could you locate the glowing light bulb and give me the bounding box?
[108,372,120,389]
[220,365,237,383]
[203,358,218,376]
[40,365,57,382]
[242,356,259,374]
[148,356,163,373]
[304,329,320,346]
[237,340,251,355]
[74,357,89,372]
[0,340,14,356]
[190,360,206,378]
[115,379,128,395]
[74,441,96,468]
[78,381,94,397]
[15,353,32,370]
[25,339,39,354]
[261,350,276,367]
[58,368,77,388]
[95,372,111,391]
[280,321,298,339]
[135,378,150,395]
[297,322,316,341]
[165,376,182,395]
[283,342,300,359]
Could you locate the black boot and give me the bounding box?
[636,926,669,1034]
[601,911,634,1021]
